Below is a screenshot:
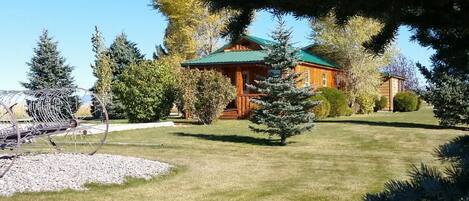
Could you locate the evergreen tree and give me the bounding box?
[22,30,78,117]
[152,44,168,60]
[109,33,144,81]
[106,33,144,119]
[22,30,76,90]
[248,18,316,146]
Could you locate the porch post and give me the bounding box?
[235,67,243,116]
[235,66,243,95]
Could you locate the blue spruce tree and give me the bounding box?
[248,18,317,146]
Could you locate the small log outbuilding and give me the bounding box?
[182,35,405,118]
[378,73,406,111]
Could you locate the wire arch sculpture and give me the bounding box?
[0,88,109,178]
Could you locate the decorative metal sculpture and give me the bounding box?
[0,88,109,178]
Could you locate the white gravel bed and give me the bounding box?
[0,153,171,196]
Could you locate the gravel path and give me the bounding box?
[0,153,171,196]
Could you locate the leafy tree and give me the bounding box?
[90,26,113,119]
[22,30,78,117]
[153,0,233,60]
[383,54,420,91]
[91,26,112,98]
[364,135,469,201]
[114,60,175,123]
[248,18,316,146]
[311,14,394,112]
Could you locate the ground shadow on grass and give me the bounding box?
[172,132,285,146]
[317,120,467,130]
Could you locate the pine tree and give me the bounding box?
[248,18,317,146]
[106,33,144,119]
[109,33,144,81]
[22,30,78,117]
[22,30,76,90]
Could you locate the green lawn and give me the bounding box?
[3,107,467,201]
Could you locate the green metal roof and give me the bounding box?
[183,50,266,65]
[182,35,338,68]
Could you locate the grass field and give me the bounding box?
[2,106,466,201]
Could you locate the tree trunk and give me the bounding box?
[280,135,287,146]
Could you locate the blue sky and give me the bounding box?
[0,0,434,90]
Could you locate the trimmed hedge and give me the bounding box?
[374,96,388,112]
[393,91,418,112]
[317,87,350,117]
[310,94,331,119]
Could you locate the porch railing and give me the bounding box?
[236,94,260,118]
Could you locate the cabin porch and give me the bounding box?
[214,64,267,119]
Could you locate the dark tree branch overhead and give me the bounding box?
[204,0,469,74]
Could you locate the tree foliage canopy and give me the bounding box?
[153,0,233,60]
[109,33,144,81]
[204,0,469,75]
[382,54,420,92]
[22,30,76,90]
[311,14,394,112]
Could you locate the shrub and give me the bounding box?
[310,94,331,119]
[193,70,236,124]
[114,60,175,123]
[393,91,418,112]
[356,94,375,114]
[373,96,388,112]
[421,73,469,126]
[416,97,422,111]
[317,87,350,117]
[174,68,200,118]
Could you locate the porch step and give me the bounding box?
[220,109,238,119]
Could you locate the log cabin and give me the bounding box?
[182,35,404,119]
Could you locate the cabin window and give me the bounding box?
[322,73,327,87]
[242,71,250,94]
[304,70,311,87]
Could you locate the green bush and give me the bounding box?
[356,94,375,114]
[393,91,418,112]
[317,87,350,117]
[373,96,388,112]
[193,70,236,124]
[310,94,331,119]
[114,60,175,123]
[174,68,200,118]
[416,97,422,111]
